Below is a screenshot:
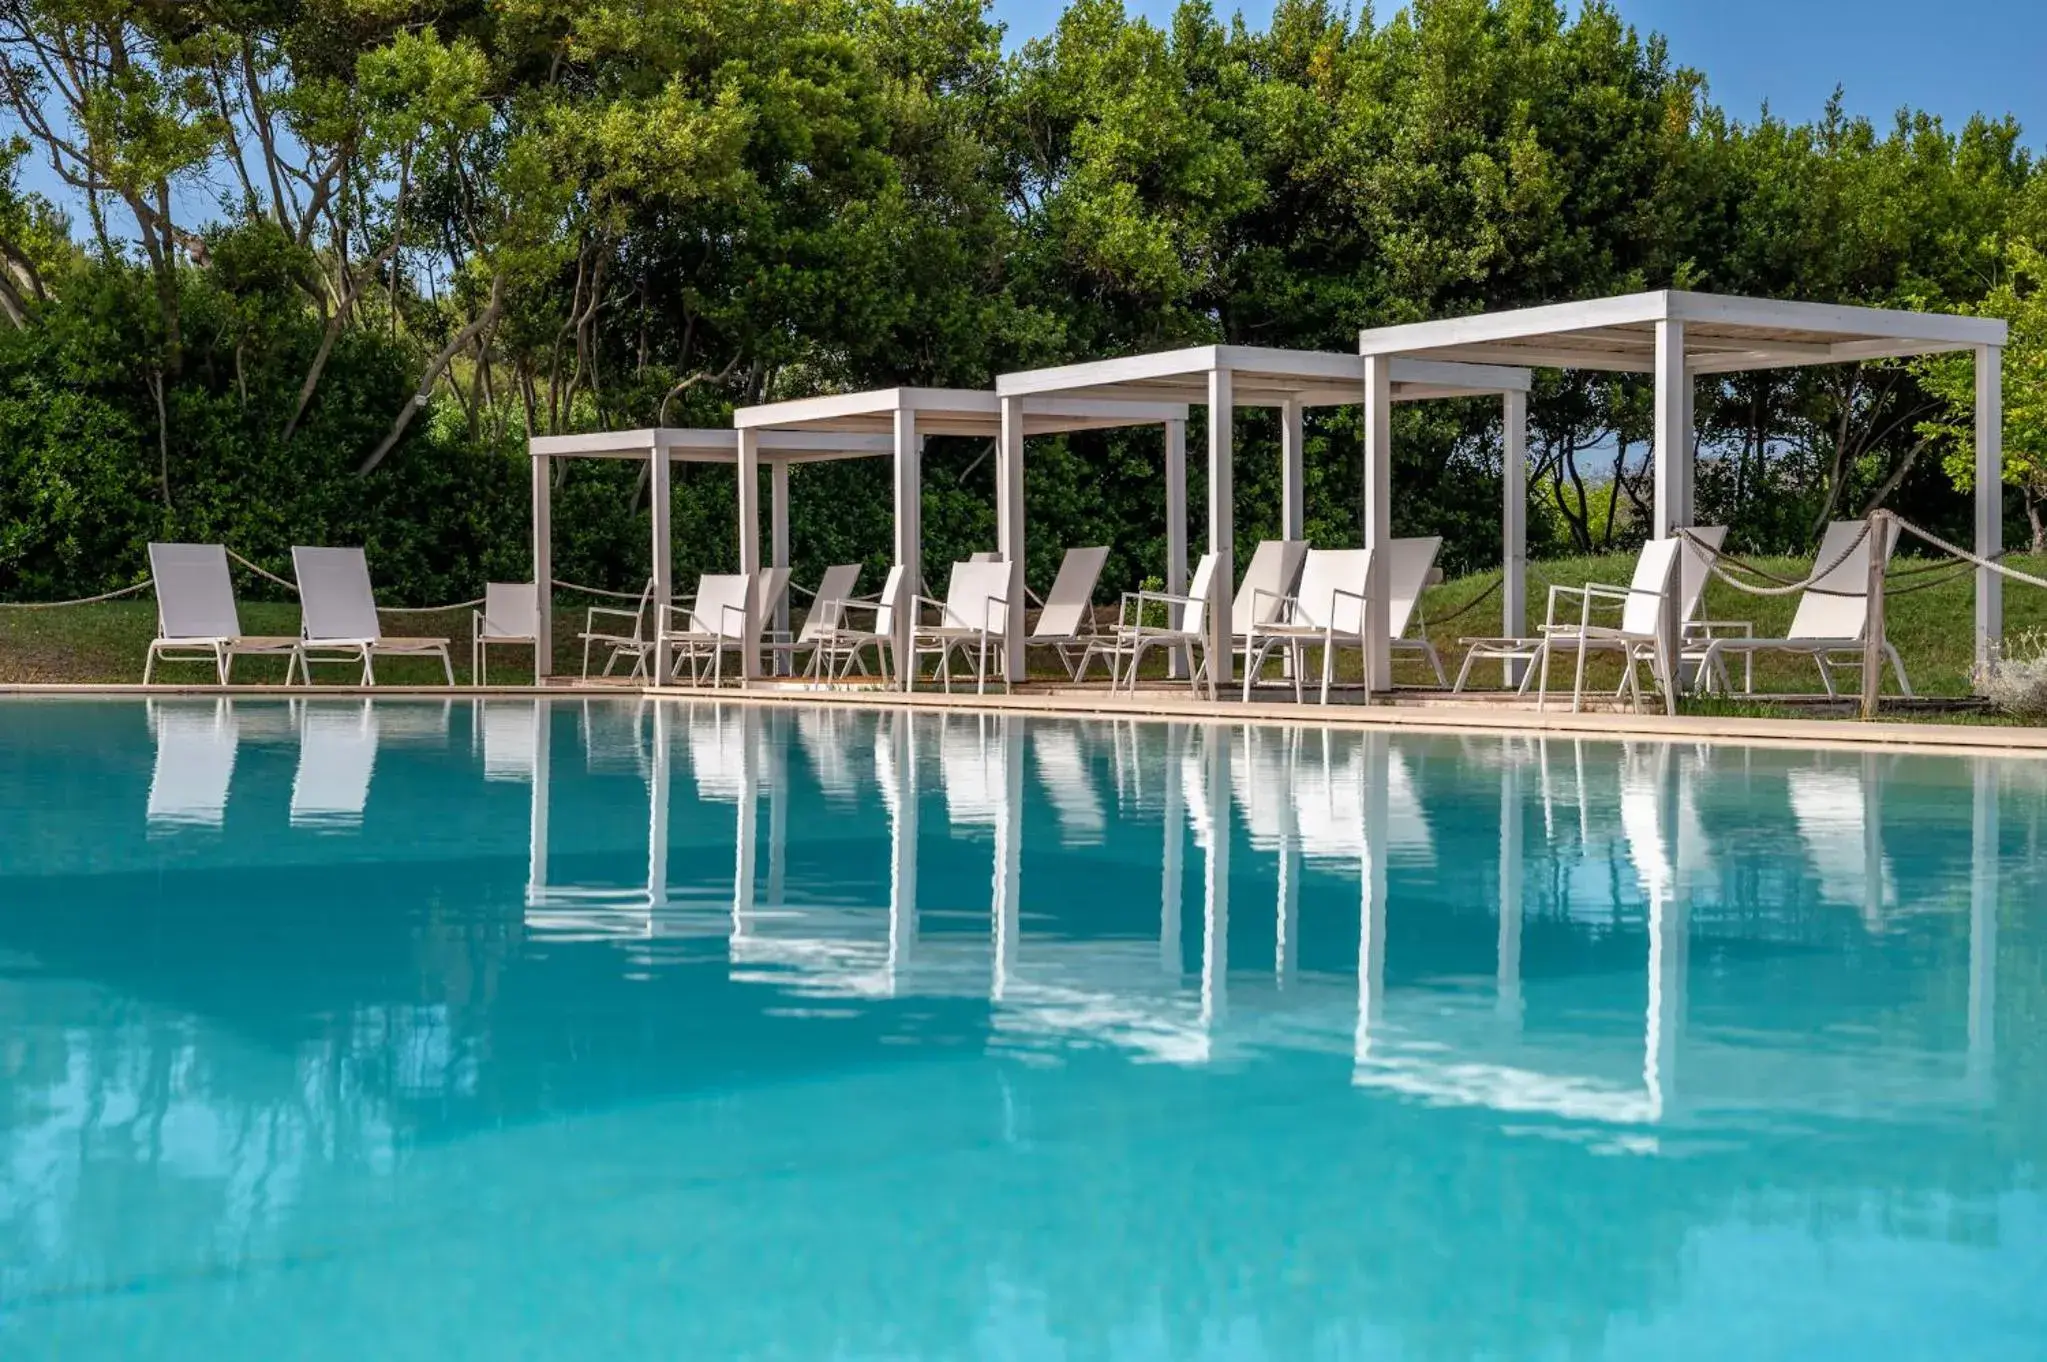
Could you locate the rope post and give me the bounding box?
[1861,511,1890,721]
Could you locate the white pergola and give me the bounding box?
[734,387,1191,682]
[994,346,1534,686]
[1357,290,2012,675]
[528,427,892,679]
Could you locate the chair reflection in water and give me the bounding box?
[505,700,2005,1123]
[146,698,241,830]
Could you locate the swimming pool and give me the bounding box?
[1,697,2041,1359]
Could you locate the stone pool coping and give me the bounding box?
[6,680,2047,761]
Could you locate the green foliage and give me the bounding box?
[0,0,2040,612]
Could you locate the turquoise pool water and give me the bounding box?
[1,698,2042,1359]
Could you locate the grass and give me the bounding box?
[4,553,2044,720]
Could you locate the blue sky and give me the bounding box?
[994,0,2047,142]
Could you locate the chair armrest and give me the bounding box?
[583,605,643,630]
[1686,619,1754,639]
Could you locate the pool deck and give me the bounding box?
[6,678,2047,759]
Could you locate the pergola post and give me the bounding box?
[997,394,1027,682]
[1280,399,1305,541]
[1977,345,2004,680]
[531,451,553,679]
[770,460,791,674]
[1362,355,1394,693]
[649,438,672,684]
[1206,369,1234,690]
[1652,319,1689,696]
[893,408,920,690]
[1200,724,1230,1024]
[1502,389,1528,684]
[1165,417,1188,679]
[526,700,550,902]
[647,701,669,909]
[737,427,762,680]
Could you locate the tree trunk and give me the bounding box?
[357,274,505,475]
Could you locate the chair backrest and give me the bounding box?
[292,546,383,643]
[872,565,907,637]
[689,573,754,641]
[1619,538,1685,637]
[1677,526,1728,624]
[1032,545,1111,641]
[149,543,242,641]
[1291,549,1375,634]
[968,551,1001,563]
[480,582,538,641]
[1787,519,1892,641]
[1232,540,1309,632]
[941,560,1012,633]
[1181,552,1221,636]
[800,564,863,643]
[754,566,792,622]
[1385,537,1442,639]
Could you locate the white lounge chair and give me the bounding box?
[472,582,538,686]
[1694,519,1911,698]
[290,700,380,828]
[1533,537,1684,714]
[1241,548,1375,705]
[911,560,1012,694]
[289,547,455,686]
[1230,539,1309,647]
[1103,551,1221,696]
[146,699,240,829]
[663,573,755,687]
[769,564,861,674]
[1027,546,1112,679]
[579,579,653,680]
[1453,526,1730,693]
[1386,536,1449,687]
[143,543,299,683]
[807,565,908,684]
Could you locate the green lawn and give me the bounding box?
[5,554,2042,713]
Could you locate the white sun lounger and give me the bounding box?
[290,700,381,828]
[1534,537,1685,714]
[911,560,1013,694]
[1102,551,1222,696]
[144,543,299,683]
[1230,539,1309,643]
[1241,548,1375,704]
[580,579,654,680]
[770,564,862,673]
[146,699,240,829]
[808,565,907,684]
[1453,527,1729,693]
[664,573,756,687]
[1386,536,1448,687]
[290,547,454,686]
[1028,546,1112,679]
[1694,519,1911,698]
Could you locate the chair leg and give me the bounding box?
[361,648,376,687]
[1571,638,1590,715]
[1886,642,1913,698]
[441,648,455,687]
[1536,642,1552,712]
[1425,642,1447,689]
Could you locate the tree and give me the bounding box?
[1920,238,2047,552]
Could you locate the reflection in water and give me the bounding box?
[1,698,2043,1359]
